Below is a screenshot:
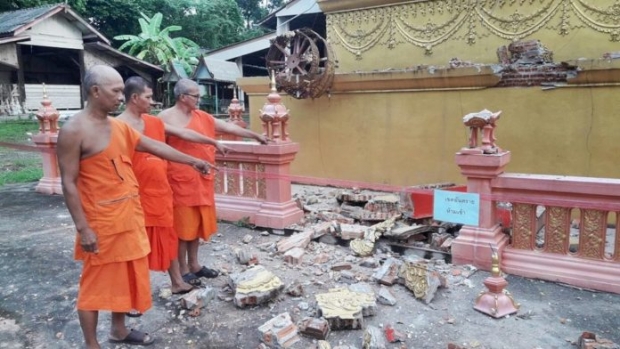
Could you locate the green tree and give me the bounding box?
[114,12,199,74]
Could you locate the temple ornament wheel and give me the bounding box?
[266,28,337,99]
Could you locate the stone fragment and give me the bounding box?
[350,210,401,222]
[284,247,305,265]
[316,288,376,330]
[331,262,352,271]
[577,331,620,349]
[384,324,405,343]
[339,224,368,240]
[319,235,339,245]
[430,232,451,249]
[277,230,313,253]
[377,287,397,306]
[314,253,330,264]
[350,238,375,257]
[440,237,454,251]
[359,258,379,268]
[362,325,387,349]
[348,282,375,295]
[337,191,373,203]
[180,287,216,310]
[298,317,330,340]
[236,248,258,265]
[229,265,284,308]
[242,234,253,244]
[258,312,300,348]
[258,242,277,253]
[364,195,400,213]
[398,260,445,304]
[285,281,304,297]
[311,221,340,239]
[372,258,403,286]
[260,231,270,236]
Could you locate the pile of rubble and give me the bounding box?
[161,187,477,348]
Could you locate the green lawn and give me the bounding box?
[0,120,43,186]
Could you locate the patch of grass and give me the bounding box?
[0,120,39,143]
[0,158,42,186]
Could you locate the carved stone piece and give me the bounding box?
[474,248,520,318]
[362,325,387,349]
[398,260,446,304]
[316,288,377,330]
[350,238,375,257]
[228,265,284,308]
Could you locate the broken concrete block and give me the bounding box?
[229,265,284,308]
[440,237,454,251]
[385,224,435,240]
[577,331,620,349]
[180,287,216,310]
[362,325,387,349]
[258,312,300,348]
[277,230,313,253]
[284,247,305,265]
[318,211,354,224]
[372,258,403,286]
[398,260,445,304]
[285,281,304,297]
[337,192,373,203]
[236,248,258,265]
[430,232,451,249]
[316,288,377,330]
[364,195,400,213]
[311,221,340,239]
[339,270,356,282]
[350,238,374,257]
[377,287,397,306]
[298,317,330,340]
[331,262,352,271]
[339,224,367,240]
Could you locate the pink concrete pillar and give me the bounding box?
[451,151,511,270]
[32,85,62,195]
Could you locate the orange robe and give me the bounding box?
[74,118,151,313]
[131,115,177,271]
[166,110,217,241]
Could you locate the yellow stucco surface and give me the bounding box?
[246,86,620,187]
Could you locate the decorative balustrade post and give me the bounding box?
[32,84,62,195]
[220,88,247,141]
[451,109,510,270]
[213,72,303,229]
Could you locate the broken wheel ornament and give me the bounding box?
[266,28,337,99]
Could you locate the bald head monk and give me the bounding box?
[159,79,269,283]
[117,76,230,294]
[57,65,213,349]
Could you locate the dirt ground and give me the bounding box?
[1,182,620,349]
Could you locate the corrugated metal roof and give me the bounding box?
[194,57,241,83]
[0,3,59,35]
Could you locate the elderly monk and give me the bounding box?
[160,78,269,283]
[117,76,230,295]
[57,66,212,349]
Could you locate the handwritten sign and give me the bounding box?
[433,189,480,226]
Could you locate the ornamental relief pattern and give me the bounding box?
[511,203,535,250]
[544,206,569,254]
[326,0,620,59]
[578,209,606,260]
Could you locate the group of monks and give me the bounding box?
[57,65,268,348]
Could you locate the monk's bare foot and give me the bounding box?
[108,327,131,342]
[171,281,194,294]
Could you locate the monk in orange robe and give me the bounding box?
[160,79,269,281]
[57,66,212,349]
[117,76,229,294]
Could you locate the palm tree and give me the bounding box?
[114,12,199,74]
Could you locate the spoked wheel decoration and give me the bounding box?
[266,28,337,99]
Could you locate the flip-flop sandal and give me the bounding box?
[108,329,155,346]
[194,266,219,279]
[125,310,143,318]
[182,272,202,286]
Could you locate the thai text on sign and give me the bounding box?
[432,189,480,226]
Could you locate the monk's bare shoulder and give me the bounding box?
[58,112,86,141]
[158,108,173,121]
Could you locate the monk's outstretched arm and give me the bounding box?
[163,124,231,155]
[136,136,213,174]
[57,125,98,253]
[214,118,271,144]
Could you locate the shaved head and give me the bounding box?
[174,79,199,100]
[84,65,123,97]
